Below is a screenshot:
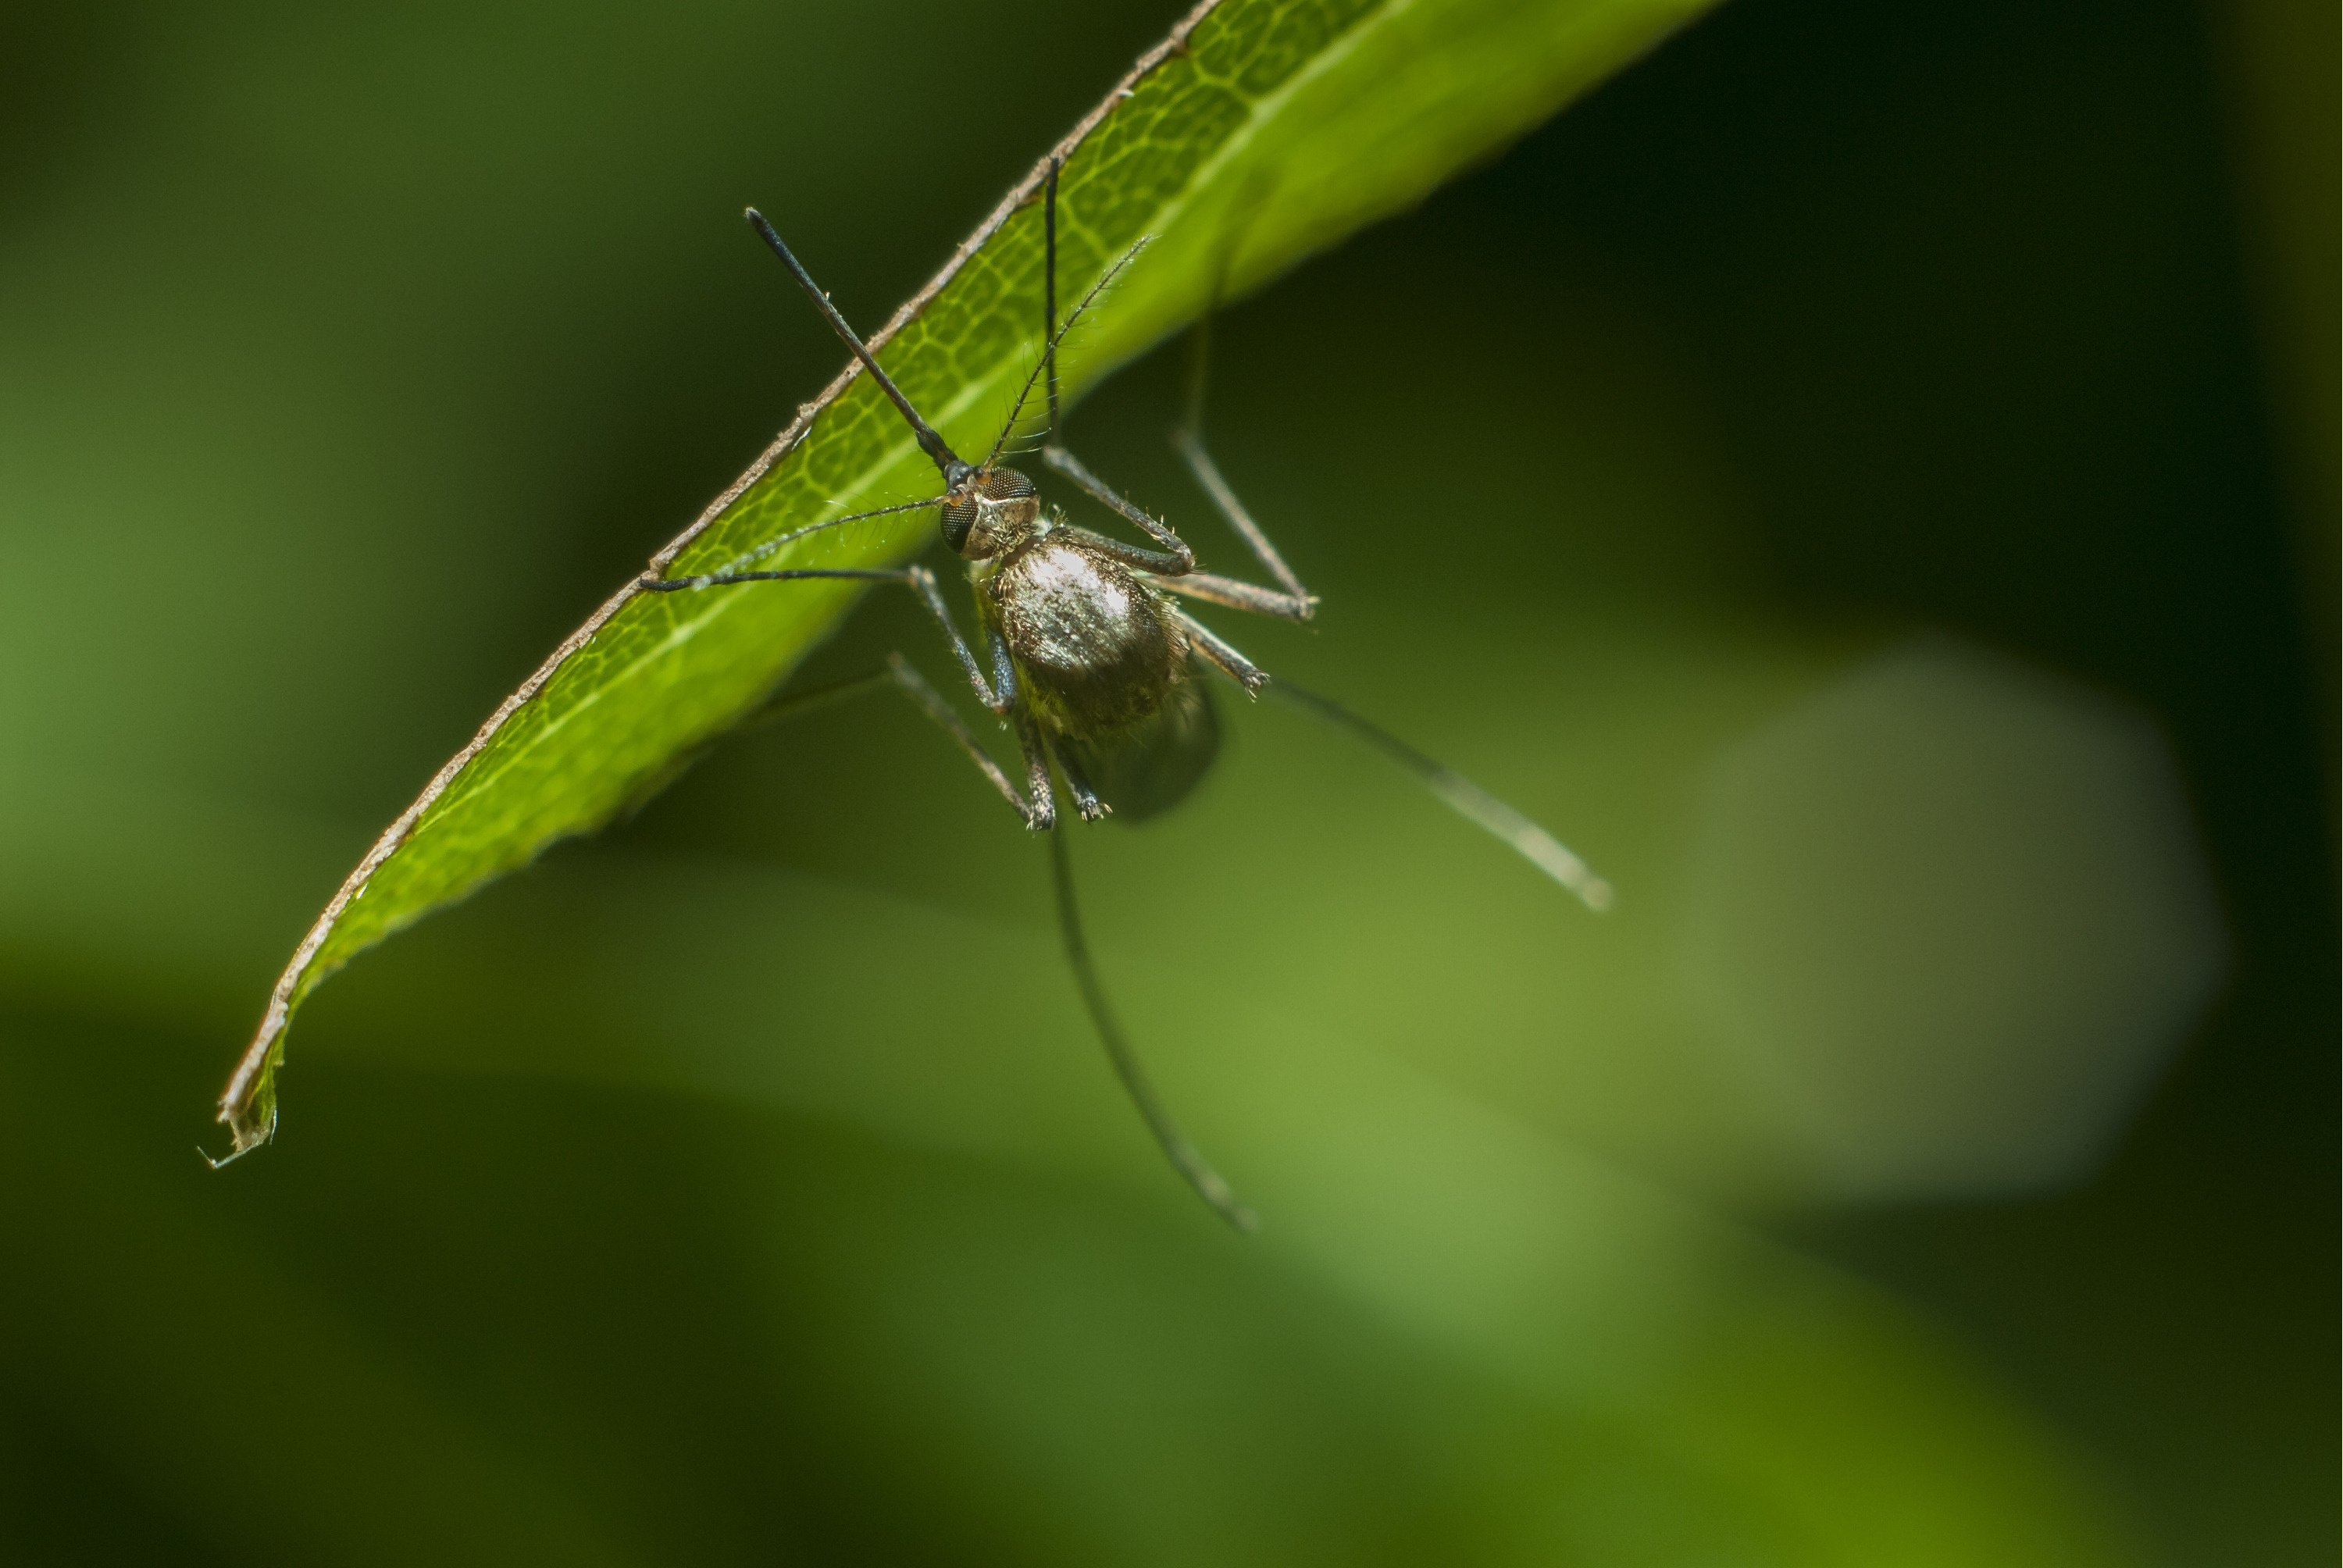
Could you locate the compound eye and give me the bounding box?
[940,496,976,554]
[979,467,1037,504]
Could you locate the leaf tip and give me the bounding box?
[208,1042,284,1169]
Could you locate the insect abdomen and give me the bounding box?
[993,536,1187,738]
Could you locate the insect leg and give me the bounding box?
[744,210,968,484]
[1011,709,1058,831]
[1162,304,1318,619]
[1050,825,1257,1231]
[1049,736,1111,821]
[900,563,1022,716]
[1168,429,1317,620]
[887,656,1054,828]
[640,565,907,590]
[733,666,898,732]
[1267,678,1614,912]
[1040,445,1194,574]
[1171,608,1268,697]
[1152,569,1315,622]
[736,657,1052,827]
[640,562,1017,716]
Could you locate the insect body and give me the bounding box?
[991,526,1189,739]
[642,165,1603,1228]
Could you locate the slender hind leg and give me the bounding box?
[1040,444,1196,573]
[1168,313,1318,621]
[1154,568,1317,623]
[642,563,1022,717]
[1172,608,1268,697]
[1009,709,1057,832]
[891,654,1057,829]
[1165,315,1609,911]
[1050,827,1257,1231]
[1169,429,1316,621]
[750,656,1053,827]
[1268,677,1614,912]
[746,661,1251,1226]
[1050,736,1111,821]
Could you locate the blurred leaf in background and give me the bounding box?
[0,0,2330,1565]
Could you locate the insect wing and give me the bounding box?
[1064,677,1220,823]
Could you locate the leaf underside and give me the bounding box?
[217,0,1718,1153]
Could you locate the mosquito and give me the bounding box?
[640,159,1610,1229]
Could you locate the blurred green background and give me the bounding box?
[0,0,2332,1563]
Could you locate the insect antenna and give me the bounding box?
[1044,156,1061,436]
[645,495,940,590]
[980,363,1061,465]
[983,233,1151,470]
[1050,827,1259,1231]
[745,208,972,486]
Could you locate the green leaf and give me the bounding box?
[216,0,1718,1154]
